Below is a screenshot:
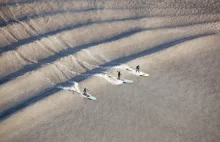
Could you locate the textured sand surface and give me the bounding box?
[0,0,220,142]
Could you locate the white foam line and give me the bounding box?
[53,58,147,87]
[72,59,136,77]
[71,72,123,85]
[57,85,74,91]
[94,73,123,85]
[57,81,81,93]
[56,62,122,85]
[55,60,140,85]
[69,81,81,93]
[114,64,149,76]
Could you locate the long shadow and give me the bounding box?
[0,6,217,28]
[1,4,218,54]
[0,5,176,27]
[0,7,104,27]
[0,2,157,27]
[0,2,158,27]
[0,28,144,84]
[0,0,80,8]
[0,32,216,120]
[1,19,220,85]
[0,6,154,27]
[1,0,218,28]
[1,0,217,11]
[1,9,219,55]
[0,1,217,28]
[0,15,145,55]
[0,0,156,8]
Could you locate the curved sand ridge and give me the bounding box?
[0,0,220,142]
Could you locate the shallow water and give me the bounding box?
[0,0,220,142]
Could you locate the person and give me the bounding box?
[136,65,140,73]
[117,71,121,80]
[83,87,89,97]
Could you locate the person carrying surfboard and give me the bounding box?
[117,71,121,80]
[136,65,140,73]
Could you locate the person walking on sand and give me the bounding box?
[136,65,140,73]
[117,71,121,80]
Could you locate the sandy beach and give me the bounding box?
[0,0,220,142]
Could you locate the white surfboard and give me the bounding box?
[139,72,149,77]
[121,79,133,83]
[126,68,149,77]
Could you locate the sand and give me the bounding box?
[0,0,220,142]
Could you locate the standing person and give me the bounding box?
[136,65,140,73]
[83,87,89,97]
[117,71,121,80]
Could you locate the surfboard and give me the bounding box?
[57,84,96,100]
[102,72,133,84]
[122,79,133,83]
[139,72,149,77]
[112,76,133,84]
[81,93,97,100]
[125,67,149,77]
